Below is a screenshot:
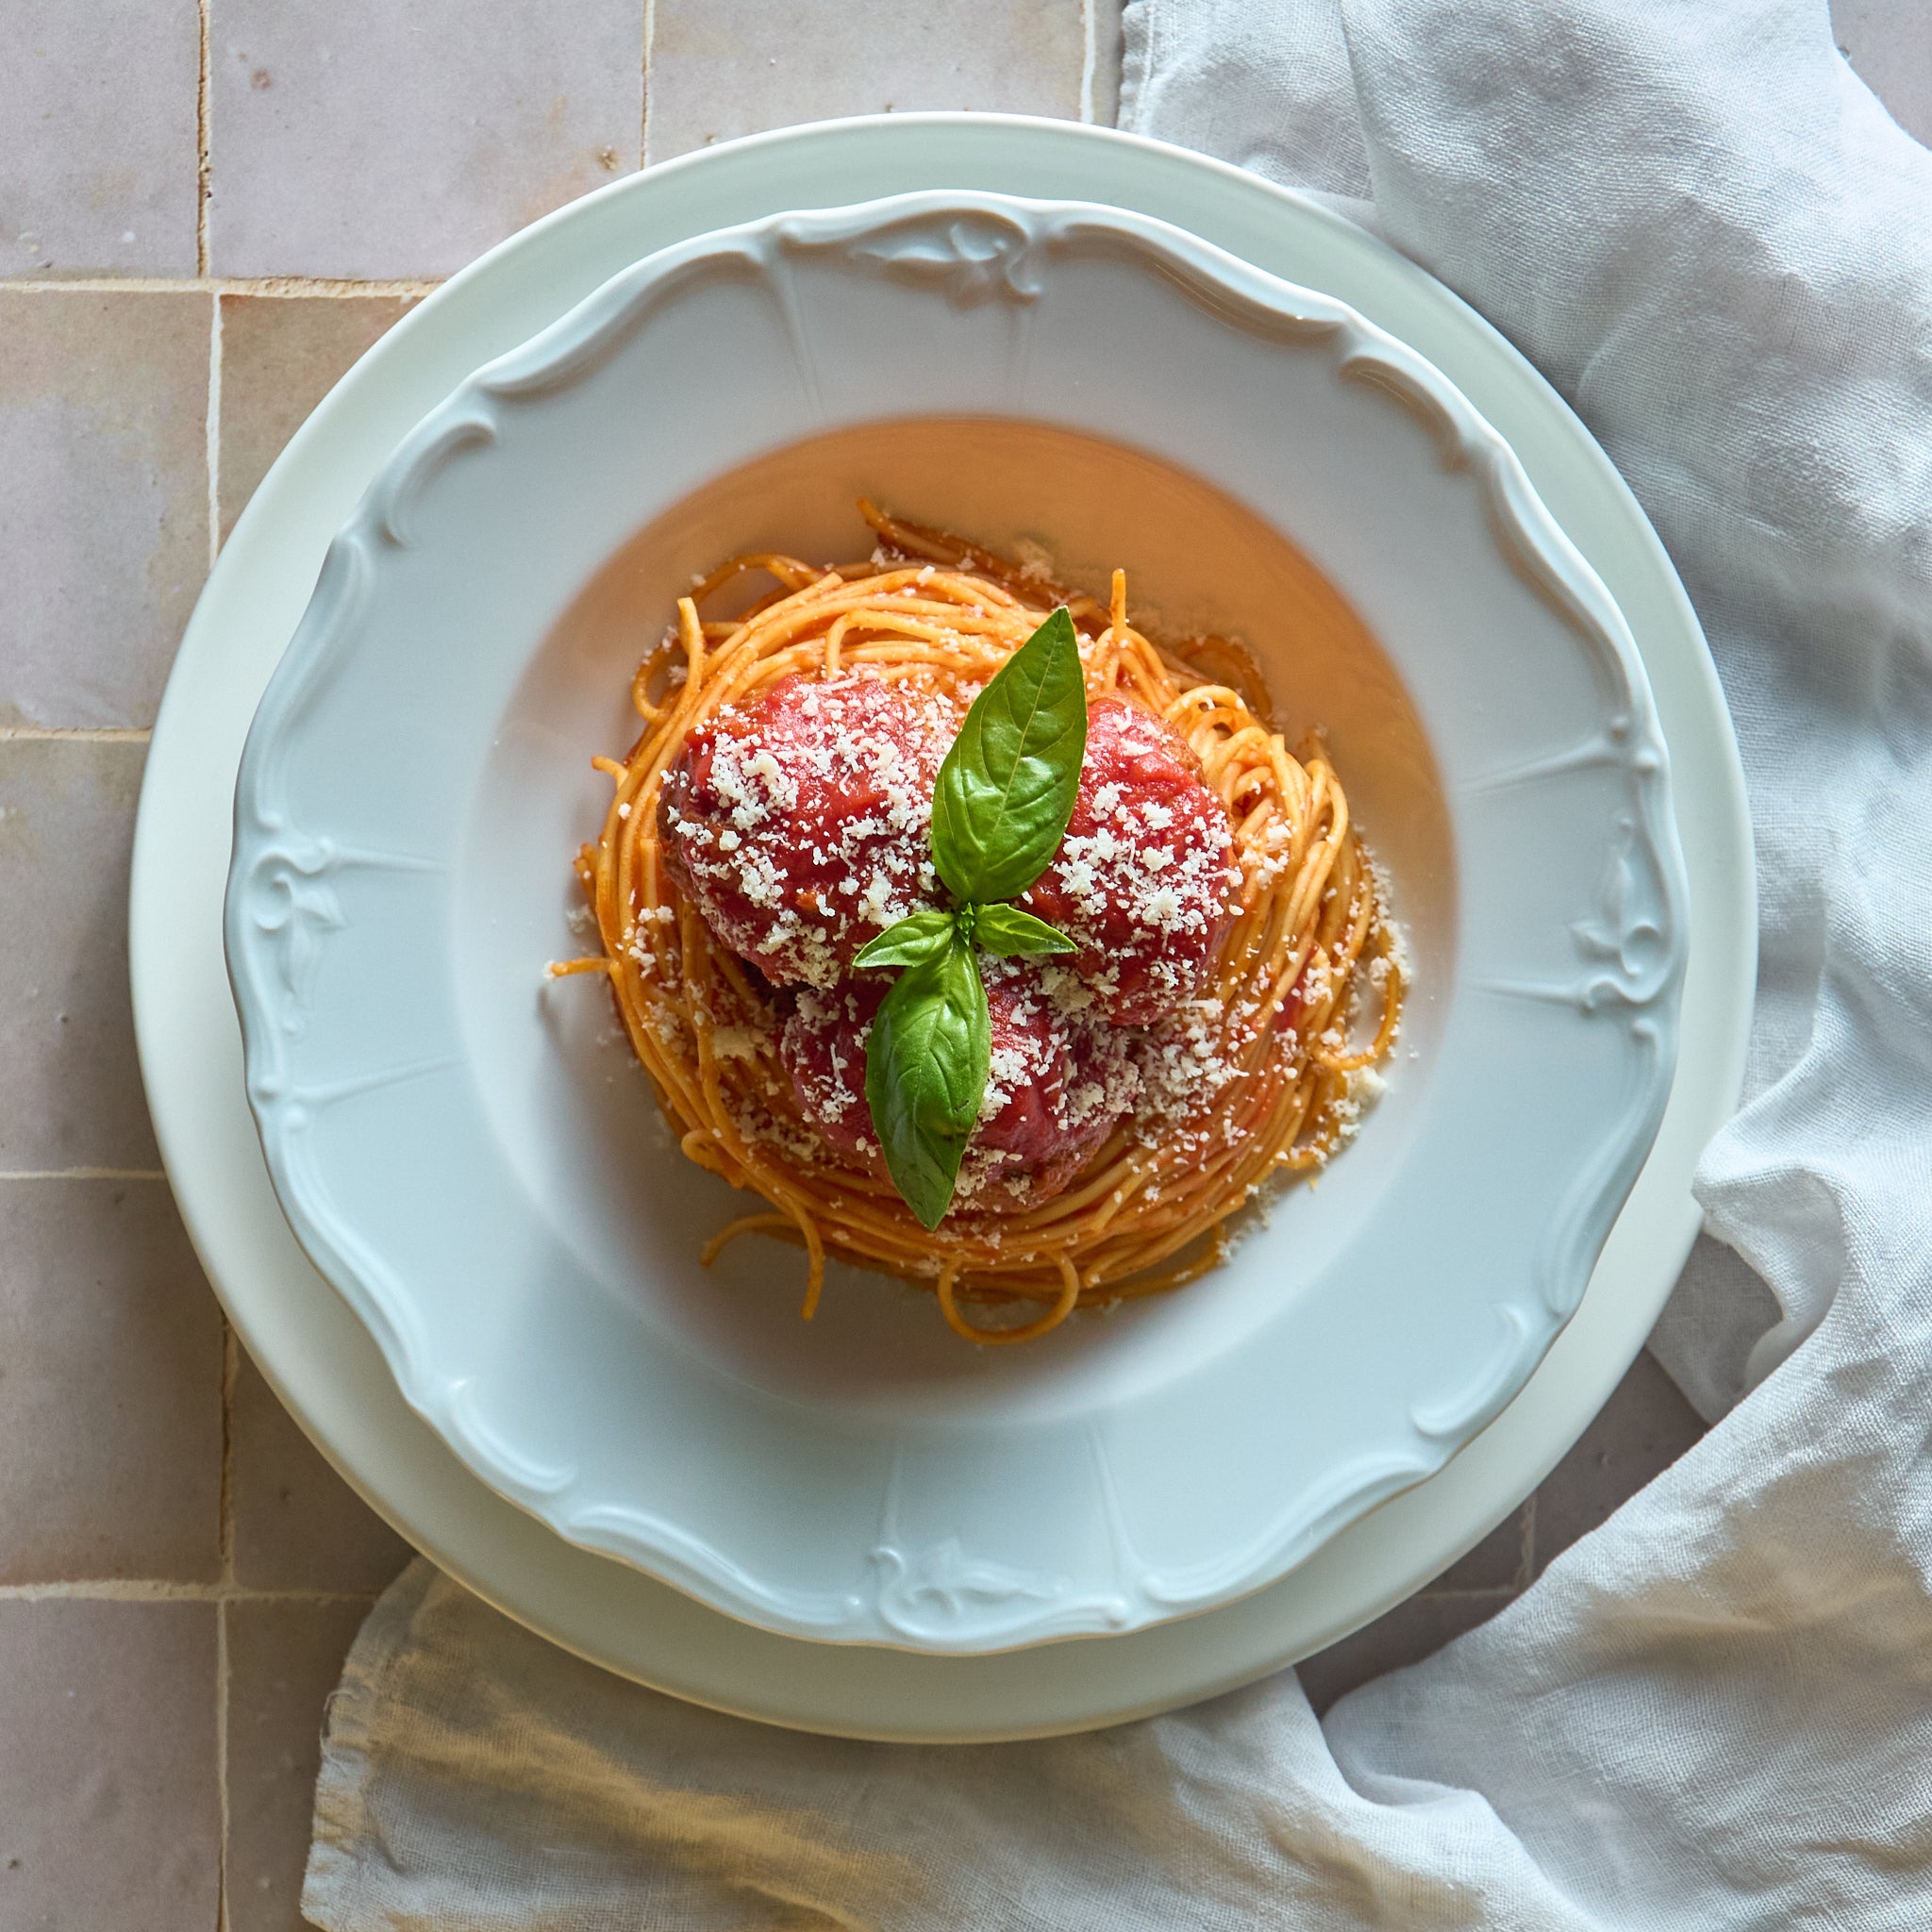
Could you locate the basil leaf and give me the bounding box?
[930,607,1088,906]
[973,902,1075,958]
[854,907,958,970]
[864,935,991,1229]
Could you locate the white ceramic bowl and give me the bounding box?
[225,192,1686,1653]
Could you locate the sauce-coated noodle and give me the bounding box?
[552,506,1402,1342]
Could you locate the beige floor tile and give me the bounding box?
[0,0,200,276]
[231,1351,412,1594]
[225,1596,375,1932]
[219,294,417,543]
[0,290,209,728]
[0,739,158,1171]
[1533,1349,1707,1574]
[1835,0,1932,144]
[0,1600,218,1931]
[0,1180,222,1583]
[1298,1341,1712,1713]
[208,0,643,279]
[1091,0,1125,125]
[1429,1502,1530,1593]
[1296,1590,1513,1718]
[645,0,1087,164]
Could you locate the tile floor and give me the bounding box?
[0,2,1922,1925]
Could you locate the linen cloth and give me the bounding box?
[304,2,1932,1924]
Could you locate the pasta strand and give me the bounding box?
[552,510,1402,1341]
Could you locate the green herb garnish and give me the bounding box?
[853,608,1086,1226]
[861,933,991,1230]
[970,901,1078,959]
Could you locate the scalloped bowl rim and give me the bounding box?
[224,190,1688,1653]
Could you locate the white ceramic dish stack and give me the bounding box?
[223,192,1686,1655]
[134,115,1751,1737]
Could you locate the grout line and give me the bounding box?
[1522,1491,1538,1584]
[215,1598,230,1932]
[196,0,211,277]
[219,1324,238,1592]
[1416,1585,1518,1604]
[0,727,152,743]
[3,275,443,297]
[1079,0,1098,124]
[641,0,657,171]
[215,1323,236,1932]
[0,1168,169,1181]
[208,291,225,564]
[0,1581,382,1603]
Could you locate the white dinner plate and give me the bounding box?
[224,192,1685,1652]
[134,115,1752,1733]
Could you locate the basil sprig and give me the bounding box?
[862,934,991,1230]
[931,608,1089,903]
[852,608,1087,1227]
[971,902,1076,959]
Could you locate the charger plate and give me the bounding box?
[133,114,1752,1734]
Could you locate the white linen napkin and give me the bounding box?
[304,2,1932,1924]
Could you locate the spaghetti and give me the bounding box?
[552,504,1403,1342]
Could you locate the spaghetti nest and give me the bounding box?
[553,504,1402,1343]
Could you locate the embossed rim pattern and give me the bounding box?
[225,191,1689,1653]
[132,114,1752,1734]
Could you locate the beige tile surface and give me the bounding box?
[218,293,417,542]
[0,1180,222,1583]
[1430,1502,1530,1593]
[1299,1348,1714,1702]
[1835,0,1932,144]
[0,0,201,276]
[231,1352,412,1595]
[0,1600,219,1931]
[1090,0,1126,125]
[208,0,644,279]
[0,739,158,1171]
[1307,1357,1707,1701]
[225,1597,375,1932]
[0,290,209,728]
[1532,1348,1707,1574]
[1296,1590,1513,1717]
[645,0,1088,164]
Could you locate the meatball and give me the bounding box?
[658,672,961,989]
[777,964,1133,1209]
[777,978,884,1171]
[1020,696,1238,1025]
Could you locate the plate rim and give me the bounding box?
[134,112,1752,1737]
